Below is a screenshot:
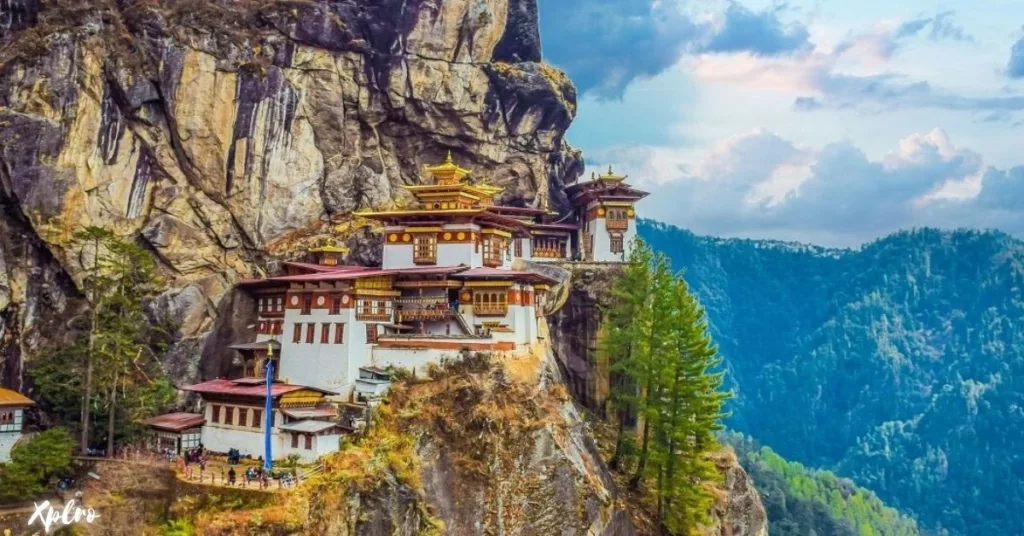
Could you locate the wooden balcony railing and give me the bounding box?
[398,308,451,322]
[473,304,508,316]
[606,218,629,231]
[356,311,392,322]
[413,252,436,265]
[533,248,562,259]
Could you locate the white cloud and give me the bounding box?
[590,129,1024,246]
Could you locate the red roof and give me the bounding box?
[530,222,579,231]
[487,206,548,215]
[283,262,368,274]
[146,412,205,432]
[260,265,470,283]
[184,378,335,398]
[281,407,337,420]
[453,267,558,283]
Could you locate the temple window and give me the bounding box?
[606,208,629,230]
[252,409,262,429]
[320,323,331,344]
[330,293,342,314]
[483,238,503,267]
[532,237,563,259]
[291,434,299,448]
[473,291,508,316]
[610,234,624,254]
[224,407,233,426]
[334,323,345,344]
[514,238,523,258]
[293,323,302,343]
[301,294,312,315]
[239,408,248,427]
[305,323,316,344]
[413,234,437,264]
[366,324,379,344]
[211,405,220,423]
[357,299,392,322]
[304,435,313,450]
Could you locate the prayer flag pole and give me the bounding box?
[264,342,274,471]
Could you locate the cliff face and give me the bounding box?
[0,0,580,387]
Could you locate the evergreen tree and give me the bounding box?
[605,239,654,469]
[654,276,730,532]
[29,228,174,454]
[604,239,732,534]
[629,252,676,488]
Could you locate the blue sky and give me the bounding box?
[538,0,1024,246]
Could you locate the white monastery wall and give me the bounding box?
[0,431,22,463]
[279,308,372,393]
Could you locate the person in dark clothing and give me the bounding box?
[228,467,236,486]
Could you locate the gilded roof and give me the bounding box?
[0,387,33,407]
[425,152,472,184]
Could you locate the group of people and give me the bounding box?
[181,445,210,472]
[224,465,274,488]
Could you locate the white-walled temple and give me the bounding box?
[149,154,647,463]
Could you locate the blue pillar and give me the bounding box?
[264,359,274,471]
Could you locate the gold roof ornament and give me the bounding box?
[425,151,472,185]
[598,165,627,182]
[309,237,347,254]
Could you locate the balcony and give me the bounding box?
[606,218,629,231]
[398,307,451,322]
[533,248,562,259]
[473,304,508,316]
[356,311,392,322]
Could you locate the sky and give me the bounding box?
[538,0,1024,247]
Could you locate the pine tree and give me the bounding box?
[656,276,730,532]
[31,227,173,454]
[603,239,732,534]
[605,239,654,469]
[629,252,677,488]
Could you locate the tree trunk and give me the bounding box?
[629,415,651,489]
[609,408,627,470]
[80,301,97,454]
[106,373,118,457]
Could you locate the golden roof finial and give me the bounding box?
[309,236,347,254]
[425,151,472,185]
[598,165,627,182]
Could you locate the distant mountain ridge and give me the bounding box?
[641,219,1024,535]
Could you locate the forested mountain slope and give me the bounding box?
[641,220,1024,535]
[722,433,920,536]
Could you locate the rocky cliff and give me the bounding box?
[0,0,580,387]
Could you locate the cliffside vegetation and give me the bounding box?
[0,427,74,501]
[641,219,1024,535]
[602,240,732,534]
[27,226,174,455]
[722,433,920,536]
